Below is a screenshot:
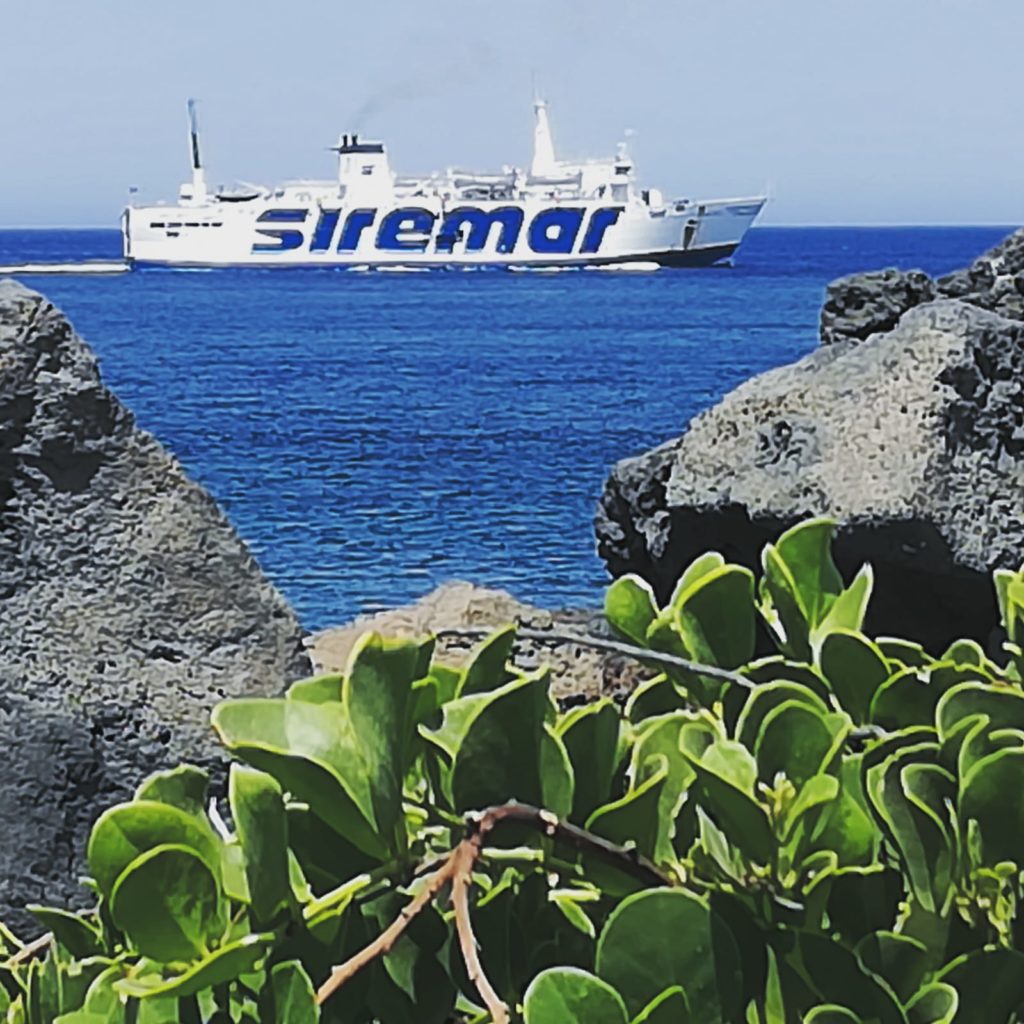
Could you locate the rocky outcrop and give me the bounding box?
[819,268,935,346]
[0,280,308,928]
[596,232,1024,653]
[308,580,649,705]
[820,228,1024,346]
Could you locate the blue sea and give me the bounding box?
[0,226,1011,629]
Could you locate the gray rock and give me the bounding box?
[595,298,1024,652]
[820,268,935,346]
[308,580,651,707]
[0,280,308,929]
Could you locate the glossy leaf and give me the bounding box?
[523,967,628,1024]
[109,844,225,963]
[605,575,659,646]
[87,801,222,900]
[596,889,741,1022]
[229,765,291,924]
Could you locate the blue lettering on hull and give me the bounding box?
[254,205,625,257]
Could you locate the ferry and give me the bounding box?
[122,100,766,270]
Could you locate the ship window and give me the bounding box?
[212,222,223,227]
[185,222,199,227]
[361,166,374,175]
[150,221,165,228]
[167,222,182,228]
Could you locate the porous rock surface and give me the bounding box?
[0,280,308,928]
[308,580,649,704]
[596,230,1024,651]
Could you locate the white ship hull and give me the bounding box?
[124,196,764,269]
[123,100,765,270]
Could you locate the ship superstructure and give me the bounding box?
[122,100,766,269]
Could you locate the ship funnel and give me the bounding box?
[531,98,558,177]
[184,98,208,204]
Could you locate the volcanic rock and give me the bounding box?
[595,293,1024,652]
[0,280,308,929]
[308,580,650,705]
[819,268,935,346]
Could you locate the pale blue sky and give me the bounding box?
[1,0,1021,227]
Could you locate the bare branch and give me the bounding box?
[471,802,672,888]
[435,626,755,691]
[315,851,458,1006]
[317,802,673,1010]
[1,931,51,970]
[451,838,509,1024]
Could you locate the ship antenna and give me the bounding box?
[186,98,208,204]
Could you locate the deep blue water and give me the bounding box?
[0,226,1012,629]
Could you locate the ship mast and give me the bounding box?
[530,98,558,177]
[185,98,208,205]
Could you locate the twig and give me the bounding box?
[316,801,673,1011]
[435,626,755,690]
[451,837,509,1024]
[471,802,671,888]
[315,851,458,1005]
[1,931,51,969]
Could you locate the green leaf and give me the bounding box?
[26,907,103,959]
[869,667,949,731]
[596,888,741,1022]
[586,760,668,862]
[804,1008,861,1023]
[436,670,552,812]
[788,932,905,1024]
[813,565,874,647]
[876,638,932,670]
[229,765,291,925]
[87,801,223,900]
[630,986,690,1023]
[109,844,226,963]
[959,744,1024,866]
[541,725,576,819]
[459,624,516,696]
[936,682,1024,743]
[523,967,628,1024]
[865,746,954,914]
[286,673,344,703]
[628,712,699,859]
[258,960,319,1023]
[548,890,597,939]
[736,680,829,752]
[605,575,659,646]
[855,931,929,1006]
[681,731,774,865]
[212,698,384,859]
[934,948,1024,1023]
[670,552,728,605]
[344,632,432,847]
[773,518,843,622]
[905,982,958,1024]
[134,765,210,818]
[115,934,270,999]
[624,675,686,724]
[558,700,621,822]
[820,630,891,724]
[754,700,847,787]
[675,565,756,670]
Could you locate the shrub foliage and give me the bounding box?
[4,519,1024,1021]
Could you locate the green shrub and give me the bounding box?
[4,518,1024,1022]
